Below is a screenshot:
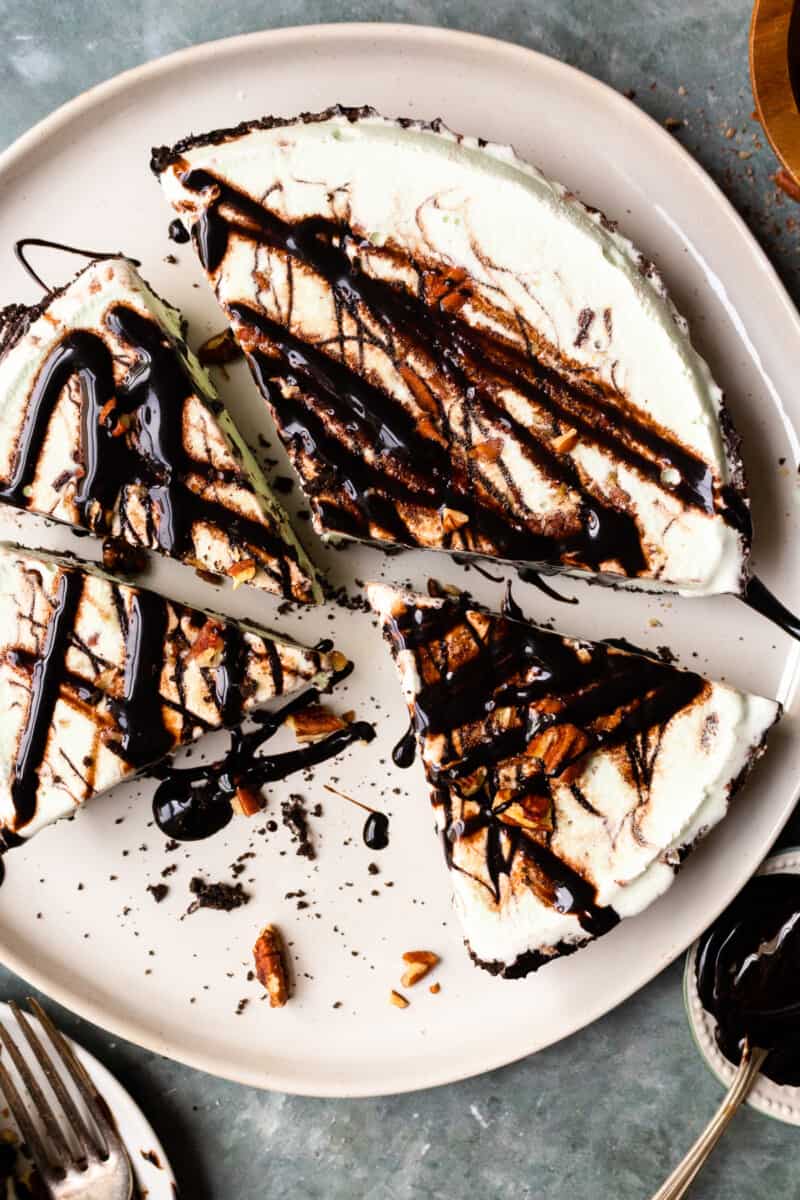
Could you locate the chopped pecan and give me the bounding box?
[402,950,439,967]
[401,962,430,988]
[399,365,439,416]
[99,397,118,425]
[186,619,225,668]
[197,327,243,367]
[228,559,257,589]
[231,786,264,817]
[551,427,579,455]
[400,950,440,988]
[253,924,289,1008]
[440,507,470,534]
[329,650,350,674]
[526,724,590,776]
[389,990,409,1009]
[287,704,347,743]
[469,438,503,463]
[456,767,487,798]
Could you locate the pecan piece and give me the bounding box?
[469,438,503,463]
[186,619,225,667]
[440,507,470,534]
[400,950,440,987]
[231,786,264,817]
[253,924,289,1008]
[197,327,243,367]
[228,558,257,589]
[288,704,347,743]
[551,427,579,455]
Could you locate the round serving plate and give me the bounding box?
[0,24,798,1098]
[683,847,800,1127]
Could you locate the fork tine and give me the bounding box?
[10,1002,97,1163]
[28,999,112,1154]
[0,1046,57,1182]
[0,1020,73,1167]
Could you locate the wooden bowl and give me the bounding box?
[750,0,800,184]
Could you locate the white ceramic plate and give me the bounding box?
[0,24,798,1098]
[0,1002,176,1193]
[683,848,800,1126]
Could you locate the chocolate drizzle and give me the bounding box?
[517,567,578,605]
[11,570,82,826]
[14,238,136,293]
[744,575,800,643]
[363,811,390,850]
[176,165,748,581]
[391,721,416,768]
[152,686,375,842]
[0,298,303,597]
[381,591,709,944]
[696,871,800,1085]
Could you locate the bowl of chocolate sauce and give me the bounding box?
[683,847,800,1125]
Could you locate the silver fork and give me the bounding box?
[0,998,133,1199]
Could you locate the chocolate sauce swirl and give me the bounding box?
[696,871,800,1086]
[177,168,748,581]
[152,686,375,841]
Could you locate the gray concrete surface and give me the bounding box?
[1,2,799,1196]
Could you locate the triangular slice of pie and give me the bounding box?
[0,256,321,602]
[154,106,750,597]
[368,583,779,976]
[0,545,336,845]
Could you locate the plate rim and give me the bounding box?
[0,21,798,1097]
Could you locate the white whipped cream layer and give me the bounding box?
[161,112,748,596]
[368,583,778,971]
[0,547,331,840]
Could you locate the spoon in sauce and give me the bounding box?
[651,870,800,1199]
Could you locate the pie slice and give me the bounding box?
[0,545,336,845]
[154,106,750,597]
[368,583,779,976]
[0,256,321,602]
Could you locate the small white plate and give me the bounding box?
[683,847,800,1126]
[0,1002,177,1194]
[0,24,799,1097]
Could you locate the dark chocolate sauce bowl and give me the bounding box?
[694,867,800,1088]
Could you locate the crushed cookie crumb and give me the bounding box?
[281,794,315,859]
[185,876,250,916]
